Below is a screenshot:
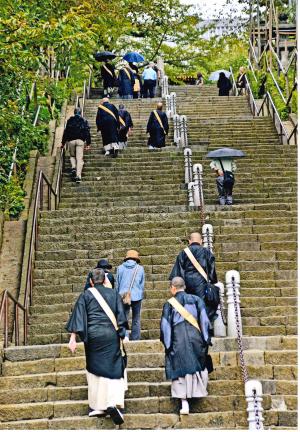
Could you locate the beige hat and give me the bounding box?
[124,250,140,263]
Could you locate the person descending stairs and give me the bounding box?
[0,85,297,429]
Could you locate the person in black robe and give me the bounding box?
[101,61,116,98]
[160,277,211,415]
[96,98,120,157]
[118,66,135,99]
[118,104,133,150]
[146,102,169,150]
[217,72,232,96]
[66,268,128,424]
[169,232,218,321]
[84,259,115,290]
[128,63,141,99]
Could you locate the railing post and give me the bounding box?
[170,92,177,117]
[226,270,242,338]
[165,95,171,118]
[173,114,181,146]
[188,182,195,207]
[245,380,264,430]
[214,282,227,337]
[202,223,213,251]
[184,148,193,184]
[192,164,203,206]
[180,115,188,148]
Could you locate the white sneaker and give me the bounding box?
[124,336,130,342]
[89,409,105,417]
[148,146,155,150]
[105,151,110,156]
[180,399,189,415]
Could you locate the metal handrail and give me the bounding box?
[247,58,258,83]
[245,76,259,116]
[258,92,290,144]
[287,123,298,146]
[267,67,287,104]
[229,66,238,96]
[0,290,27,348]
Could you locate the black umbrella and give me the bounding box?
[94,51,116,62]
[206,147,246,159]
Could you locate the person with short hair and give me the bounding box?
[160,276,211,415]
[66,268,128,424]
[146,102,169,150]
[142,64,157,98]
[85,259,115,289]
[101,60,116,98]
[118,104,133,150]
[96,98,120,157]
[118,64,135,99]
[116,250,145,341]
[236,66,247,95]
[61,107,91,183]
[169,232,218,321]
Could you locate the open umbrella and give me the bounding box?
[94,51,116,62]
[206,147,246,159]
[123,52,144,63]
[208,70,231,81]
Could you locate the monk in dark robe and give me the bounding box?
[96,98,120,157]
[146,102,169,150]
[118,104,133,150]
[160,277,211,415]
[118,66,135,99]
[66,268,128,424]
[101,60,116,98]
[169,232,218,321]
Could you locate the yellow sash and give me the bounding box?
[119,116,126,127]
[168,297,201,332]
[184,247,208,281]
[123,68,131,80]
[98,104,118,122]
[153,110,166,135]
[103,64,113,77]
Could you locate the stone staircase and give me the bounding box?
[0,86,297,429]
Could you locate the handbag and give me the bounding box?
[121,265,139,306]
[205,354,214,374]
[134,78,141,92]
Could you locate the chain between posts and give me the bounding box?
[253,389,262,430]
[232,275,249,383]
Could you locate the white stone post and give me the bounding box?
[157,56,165,78]
[202,223,213,251]
[180,115,188,147]
[173,114,181,146]
[165,95,172,118]
[162,76,169,98]
[184,148,193,184]
[170,92,177,117]
[226,270,242,338]
[188,182,195,207]
[192,163,203,207]
[213,282,227,337]
[245,380,264,430]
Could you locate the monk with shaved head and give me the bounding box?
[169,232,218,321]
[96,97,120,157]
[146,102,169,150]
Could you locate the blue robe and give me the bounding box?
[118,68,135,97]
[147,110,169,148]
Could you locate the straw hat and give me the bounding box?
[124,250,140,263]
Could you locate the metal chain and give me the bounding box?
[232,276,249,383]
[253,389,262,430]
[219,292,227,325]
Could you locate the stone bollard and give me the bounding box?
[165,95,172,118]
[184,148,193,183]
[180,115,188,147]
[192,163,203,207]
[214,282,227,337]
[202,224,213,251]
[226,270,242,338]
[170,92,177,117]
[162,76,169,98]
[173,114,181,146]
[245,380,264,430]
[188,182,195,207]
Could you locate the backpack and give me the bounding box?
[220,160,235,189]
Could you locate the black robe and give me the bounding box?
[118,109,133,142]
[101,63,116,89]
[66,284,128,379]
[96,102,120,146]
[118,68,135,97]
[160,291,211,380]
[236,73,246,89]
[147,110,169,148]
[169,243,218,319]
[217,77,232,96]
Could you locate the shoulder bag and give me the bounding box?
[219,159,235,189]
[121,265,139,306]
